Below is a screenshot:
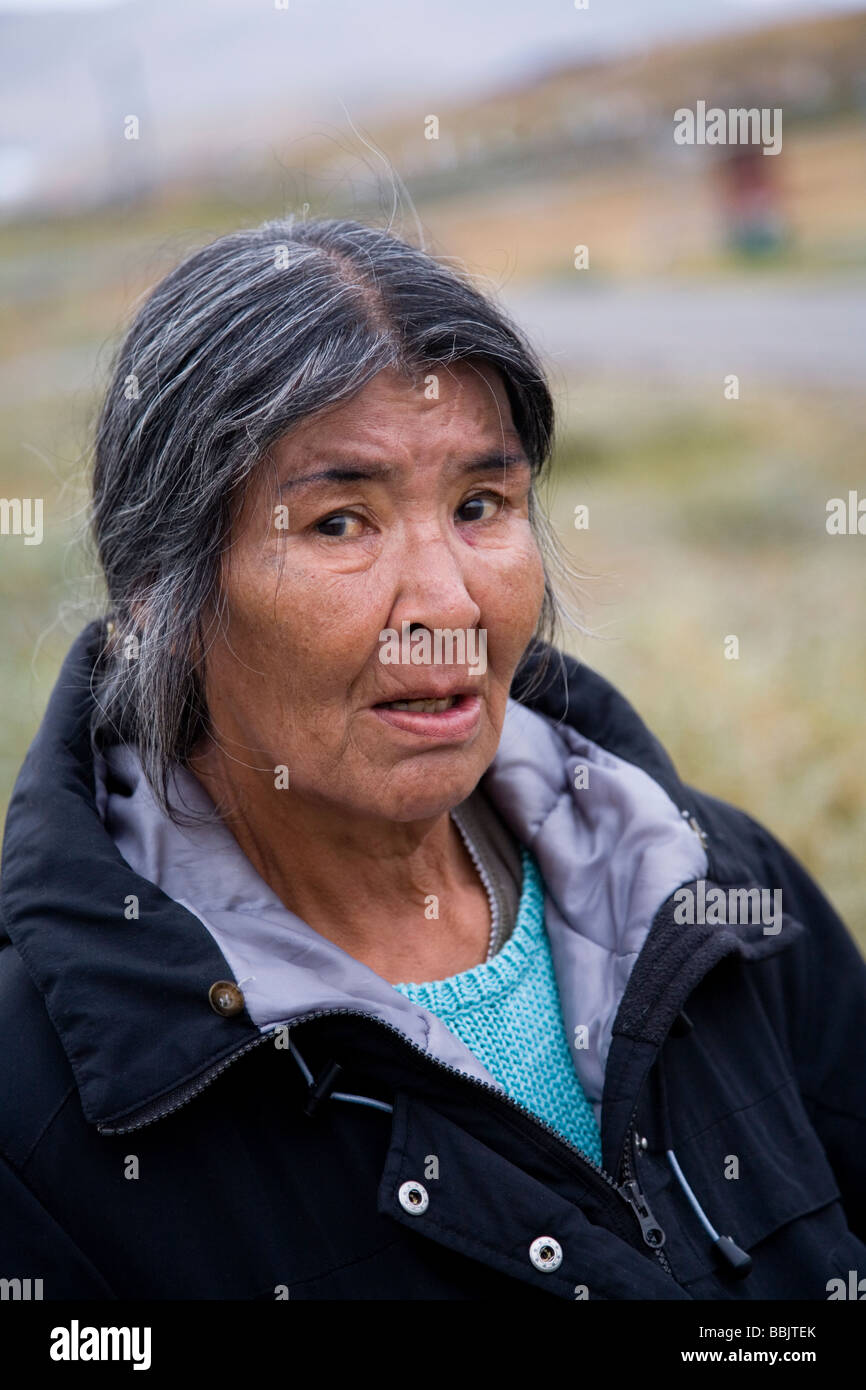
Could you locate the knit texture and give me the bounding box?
[394,848,603,1166]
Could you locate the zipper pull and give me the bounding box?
[620,1179,666,1250]
[303,1060,344,1116]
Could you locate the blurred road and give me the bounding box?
[502,275,866,388]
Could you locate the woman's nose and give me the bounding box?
[388,534,482,636]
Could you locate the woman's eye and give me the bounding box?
[458,493,503,524]
[314,512,366,539]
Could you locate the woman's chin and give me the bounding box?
[365,768,488,824]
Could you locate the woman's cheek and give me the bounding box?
[277,573,385,675]
[486,535,545,636]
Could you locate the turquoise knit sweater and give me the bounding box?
[393,847,603,1166]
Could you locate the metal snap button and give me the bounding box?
[529,1235,563,1272]
[397,1180,429,1215]
[208,980,245,1017]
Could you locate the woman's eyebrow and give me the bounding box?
[278,450,530,495]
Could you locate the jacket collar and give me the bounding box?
[0,621,803,1132]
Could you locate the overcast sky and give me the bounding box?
[0,0,862,210]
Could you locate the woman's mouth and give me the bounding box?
[371,692,482,741]
[381,695,459,713]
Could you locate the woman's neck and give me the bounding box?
[187,758,492,984]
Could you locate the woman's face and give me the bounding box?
[198,361,546,823]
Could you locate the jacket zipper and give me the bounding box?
[449,805,501,961]
[619,1109,674,1276]
[100,1006,676,1271]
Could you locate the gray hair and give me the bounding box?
[90,215,571,821]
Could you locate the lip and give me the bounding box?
[372,683,476,704]
[370,692,482,742]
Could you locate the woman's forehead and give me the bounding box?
[272,364,517,457]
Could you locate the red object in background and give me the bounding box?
[718,146,788,255]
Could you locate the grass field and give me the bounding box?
[544,375,865,948]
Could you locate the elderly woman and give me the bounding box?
[1,217,864,1303]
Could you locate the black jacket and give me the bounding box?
[1,620,865,1301]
